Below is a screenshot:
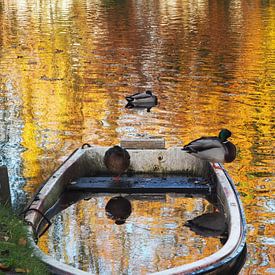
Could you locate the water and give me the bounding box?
[39,194,223,274]
[0,0,274,274]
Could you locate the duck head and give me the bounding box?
[219,129,232,141]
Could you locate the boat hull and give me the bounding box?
[24,145,246,275]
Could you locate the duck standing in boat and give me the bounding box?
[182,129,236,168]
[104,145,130,181]
[125,90,158,112]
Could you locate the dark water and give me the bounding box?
[0,0,274,274]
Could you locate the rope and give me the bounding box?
[22,208,52,239]
[81,143,91,149]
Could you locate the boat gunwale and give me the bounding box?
[24,146,246,275]
[152,163,246,275]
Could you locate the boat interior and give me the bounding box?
[26,146,225,238]
[23,145,246,275]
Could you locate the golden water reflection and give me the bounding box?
[39,195,222,274]
[0,0,274,274]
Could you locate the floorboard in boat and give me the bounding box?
[66,176,211,194]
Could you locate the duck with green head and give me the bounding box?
[182,129,236,168]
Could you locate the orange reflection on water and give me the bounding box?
[39,196,222,274]
[0,0,274,274]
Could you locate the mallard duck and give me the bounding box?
[126,90,157,104]
[182,129,236,168]
[103,145,130,181]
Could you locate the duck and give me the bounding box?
[182,129,236,168]
[125,91,158,112]
[126,90,157,104]
[103,145,130,181]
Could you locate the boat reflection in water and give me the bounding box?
[105,196,132,225]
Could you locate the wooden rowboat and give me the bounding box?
[24,139,246,275]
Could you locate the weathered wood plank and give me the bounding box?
[120,137,165,149]
[66,176,211,194]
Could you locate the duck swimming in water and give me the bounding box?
[125,90,158,112]
[104,145,130,181]
[182,129,236,168]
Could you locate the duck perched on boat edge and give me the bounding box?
[104,145,130,181]
[182,129,236,166]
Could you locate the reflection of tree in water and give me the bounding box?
[105,196,132,225]
[0,83,26,211]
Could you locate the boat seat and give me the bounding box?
[66,176,212,195]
